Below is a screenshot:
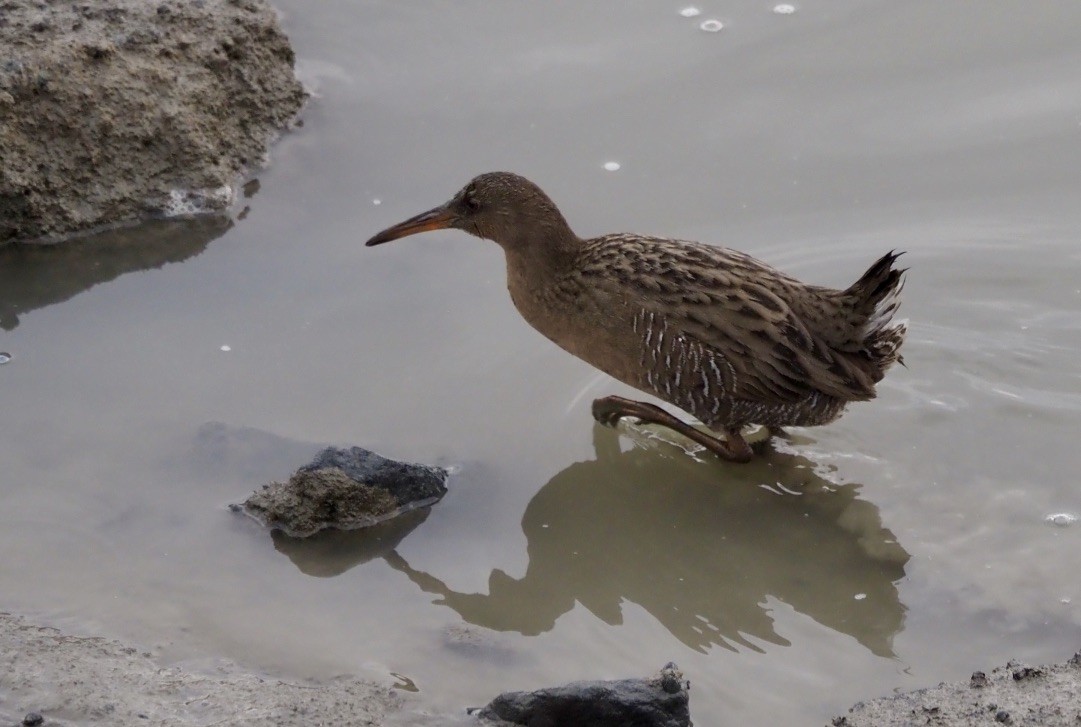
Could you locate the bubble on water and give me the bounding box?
[220,345,232,352]
[854,593,867,600]
[1062,598,1072,605]
[603,161,621,171]
[372,199,382,205]
[773,4,797,14]
[0,352,11,365]
[679,7,701,17]
[699,19,724,32]
[1046,513,1077,527]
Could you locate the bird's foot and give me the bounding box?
[591,395,670,427]
[591,395,753,463]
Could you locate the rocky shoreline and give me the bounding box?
[834,653,1081,727]
[4,609,1079,726]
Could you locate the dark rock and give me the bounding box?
[237,446,449,538]
[1011,665,1043,681]
[23,713,44,727]
[970,671,988,688]
[995,710,1011,723]
[476,662,690,727]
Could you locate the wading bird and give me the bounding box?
[366,172,905,462]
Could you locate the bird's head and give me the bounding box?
[365,172,575,252]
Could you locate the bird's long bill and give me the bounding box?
[365,204,456,247]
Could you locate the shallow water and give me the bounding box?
[3,2,1081,724]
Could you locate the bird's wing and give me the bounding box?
[583,235,878,405]
[668,276,878,404]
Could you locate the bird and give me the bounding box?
[365,172,906,463]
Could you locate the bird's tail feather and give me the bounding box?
[844,251,907,378]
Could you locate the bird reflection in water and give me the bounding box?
[275,426,909,658]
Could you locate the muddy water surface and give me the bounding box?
[3,2,1081,724]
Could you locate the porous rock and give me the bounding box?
[0,0,307,244]
[476,662,690,727]
[237,446,449,538]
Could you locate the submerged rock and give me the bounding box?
[476,662,690,727]
[236,446,449,538]
[0,0,307,244]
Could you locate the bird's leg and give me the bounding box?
[591,395,753,463]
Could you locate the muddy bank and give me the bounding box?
[0,610,693,727]
[0,612,424,726]
[836,652,1081,726]
[0,0,306,244]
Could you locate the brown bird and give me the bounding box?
[366,172,906,463]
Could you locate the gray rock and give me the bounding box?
[836,653,1081,726]
[476,662,690,727]
[0,0,306,244]
[236,446,449,538]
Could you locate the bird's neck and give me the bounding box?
[499,222,582,281]
[500,232,581,340]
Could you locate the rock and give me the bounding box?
[837,652,1081,726]
[0,0,306,244]
[22,713,44,727]
[475,662,690,727]
[236,446,449,538]
[1011,664,1043,681]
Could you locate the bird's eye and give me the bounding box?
[465,194,481,211]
